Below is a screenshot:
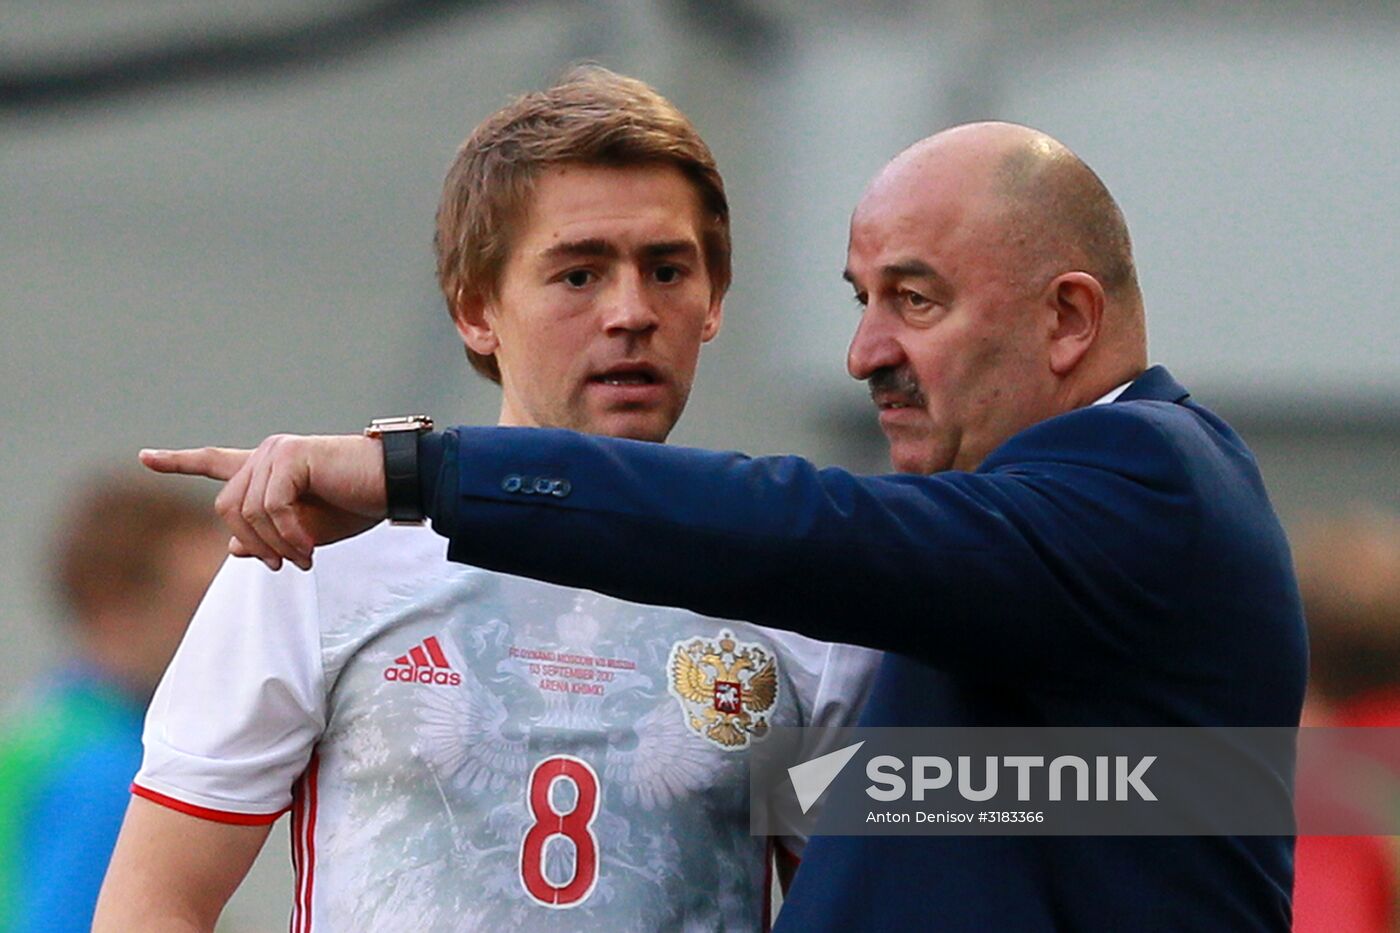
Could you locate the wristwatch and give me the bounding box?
[364,415,434,524]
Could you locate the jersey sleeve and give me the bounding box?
[807,643,881,731]
[774,640,881,859]
[133,556,326,823]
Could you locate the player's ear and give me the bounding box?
[700,294,724,343]
[1045,271,1103,376]
[451,286,501,356]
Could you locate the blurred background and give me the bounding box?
[2,1,1397,929]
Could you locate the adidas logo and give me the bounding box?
[383,635,462,686]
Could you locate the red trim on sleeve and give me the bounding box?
[304,754,320,932]
[291,780,304,932]
[131,782,288,825]
[292,753,321,933]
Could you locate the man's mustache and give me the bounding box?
[867,367,926,406]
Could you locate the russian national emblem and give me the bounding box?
[668,630,778,750]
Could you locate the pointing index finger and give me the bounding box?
[139,446,252,482]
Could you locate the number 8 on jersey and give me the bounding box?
[519,755,601,908]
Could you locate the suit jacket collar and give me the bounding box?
[1116,365,1190,405]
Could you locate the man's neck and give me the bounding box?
[1060,357,1148,413]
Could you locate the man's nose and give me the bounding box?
[847,307,903,380]
[603,271,661,334]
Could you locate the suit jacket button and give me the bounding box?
[502,474,523,493]
[552,480,571,498]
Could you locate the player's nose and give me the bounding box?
[603,270,660,334]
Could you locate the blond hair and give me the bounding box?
[434,65,731,382]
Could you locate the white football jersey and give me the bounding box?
[137,523,878,932]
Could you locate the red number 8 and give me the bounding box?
[519,755,600,907]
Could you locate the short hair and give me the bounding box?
[48,472,217,623]
[434,64,731,382]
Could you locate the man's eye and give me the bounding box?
[653,264,682,284]
[563,269,594,288]
[852,292,868,309]
[901,289,931,309]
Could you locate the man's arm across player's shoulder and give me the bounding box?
[142,409,1198,683]
[417,418,1199,684]
[94,797,271,932]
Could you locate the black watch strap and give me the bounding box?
[364,416,433,524]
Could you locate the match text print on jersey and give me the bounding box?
[519,755,601,908]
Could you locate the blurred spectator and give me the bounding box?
[1292,508,1400,933]
[1296,510,1400,726]
[0,472,224,932]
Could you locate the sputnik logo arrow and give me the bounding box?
[788,741,865,814]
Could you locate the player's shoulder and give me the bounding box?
[198,522,475,635]
[308,522,492,625]
[207,521,451,593]
[315,521,448,577]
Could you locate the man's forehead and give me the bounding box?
[529,162,701,211]
[858,156,988,221]
[518,163,705,253]
[846,156,1006,279]
[846,186,962,272]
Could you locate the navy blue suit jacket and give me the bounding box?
[419,366,1307,931]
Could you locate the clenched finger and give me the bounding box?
[243,440,311,570]
[215,459,283,571]
[229,535,311,568]
[264,460,316,568]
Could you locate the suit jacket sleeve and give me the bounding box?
[424,404,1202,690]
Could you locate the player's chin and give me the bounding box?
[586,405,679,443]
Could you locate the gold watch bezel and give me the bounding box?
[364,415,433,438]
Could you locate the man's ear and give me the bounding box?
[700,294,724,343]
[1046,271,1104,376]
[451,287,500,356]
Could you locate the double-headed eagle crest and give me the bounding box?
[667,630,779,750]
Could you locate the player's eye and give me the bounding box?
[653,264,683,284]
[563,269,595,288]
[852,291,869,310]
